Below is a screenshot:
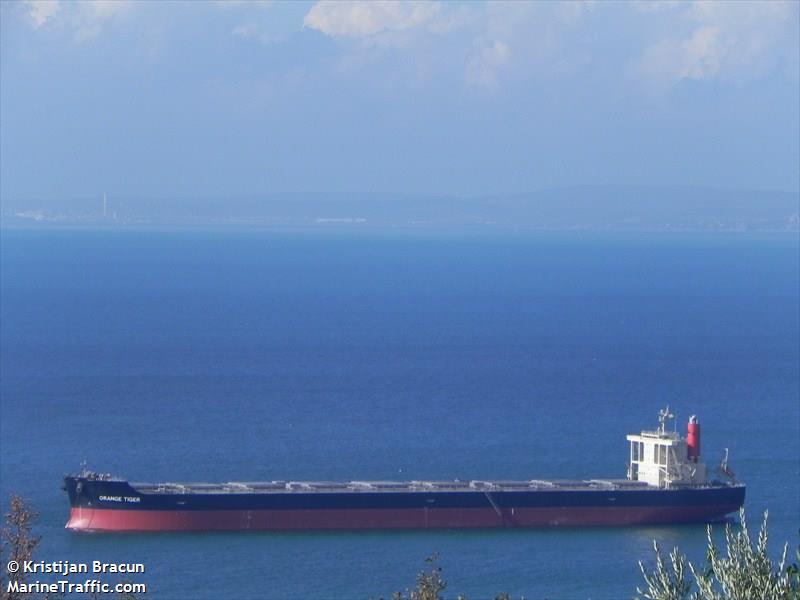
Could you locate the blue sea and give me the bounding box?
[1,228,798,599]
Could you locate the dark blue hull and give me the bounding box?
[64,476,746,531]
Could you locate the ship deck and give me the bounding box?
[129,479,659,495]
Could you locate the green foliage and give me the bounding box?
[1,496,139,600]
[637,508,800,600]
[637,541,693,600]
[390,555,448,600]
[1,495,41,600]
[382,557,527,600]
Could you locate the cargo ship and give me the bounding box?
[64,409,744,532]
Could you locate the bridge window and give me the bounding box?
[631,441,645,462]
[658,445,667,465]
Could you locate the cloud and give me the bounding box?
[301,1,797,92]
[24,0,60,27]
[640,25,724,83]
[214,0,272,8]
[22,0,130,41]
[631,1,683,14]
[637,0,799,86]
[303,1,448,38]
[73,0,130,41]
[460,1,593,89]
[465,40,510,89]
[232,23,285,46]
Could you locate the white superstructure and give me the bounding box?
[626,408,707,488]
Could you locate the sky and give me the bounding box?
[1,0,798,204]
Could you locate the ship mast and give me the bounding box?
[657,406,673,435]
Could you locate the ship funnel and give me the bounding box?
[687,415,701,462]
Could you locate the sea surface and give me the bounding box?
[1,228,798,599]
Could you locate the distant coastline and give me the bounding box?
[2,185,798,233]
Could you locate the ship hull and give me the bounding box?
[66,504,743,532]
[64,477,745,532]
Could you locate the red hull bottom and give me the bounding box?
[66,505,741,532]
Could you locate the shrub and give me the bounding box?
[637,508,799,600]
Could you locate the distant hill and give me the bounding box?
[2,186,798,231]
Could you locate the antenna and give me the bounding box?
[719,448,737,482]
[657,406,674,435]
